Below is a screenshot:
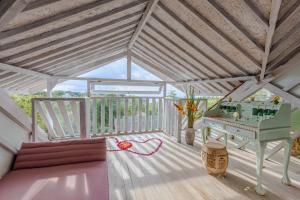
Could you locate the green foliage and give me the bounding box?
[10,93,47,130]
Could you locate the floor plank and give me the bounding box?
[107,133,300,200]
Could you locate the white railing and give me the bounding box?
[32,98,89,141]
[89,97,164,136]
[32,97,207,142]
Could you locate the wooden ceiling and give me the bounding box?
[0,0,299,96]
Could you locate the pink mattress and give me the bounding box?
[0,161,108,200]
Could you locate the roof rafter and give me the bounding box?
[0,62,50,78]
[0,0,30,31]
[23,0,60,11]
[260,0,282,80]
[128,0,159,49]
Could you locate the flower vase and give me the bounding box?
[185,128,195,145]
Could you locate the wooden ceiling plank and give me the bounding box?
[0,0,146,49]
[22,30,134,69]
[276,0,300,27]
[0,0,30,31]
[133,45,186,80]
[140,30,208,79]
[267,43,300,72]
[145,23,221,78]
[158,2,248,75]
[179,0,261,69]
[23,0,60,12]
[242,0,269,27]
[8,77,41,90]
[12,24,137,66]
[128,0,159,49]
[131,51,177,81]
[63,52,127,77]
[0,74,28,87]
[0,0,115,39]
[50,46,127,75]
[260,0,282,80]
[131,48,182,80]
[208,0,265,51]
[0,62,50,78]
[136,38,200,79]
[1,10,143,62]
[151,14,234,77]
[30,36,131,71]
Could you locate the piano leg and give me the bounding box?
[201,126,207,144]
[224,133,228,147]
[255,141,267,195]
[282,138,292,185]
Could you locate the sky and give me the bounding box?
[53,58,184,97]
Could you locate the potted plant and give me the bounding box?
[174,86,203,145]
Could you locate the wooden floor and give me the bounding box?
[107,132,300,200]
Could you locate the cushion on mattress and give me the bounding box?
[13,138,106,170]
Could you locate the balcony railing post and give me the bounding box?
[177,99,182,143]
[79,99,89,139]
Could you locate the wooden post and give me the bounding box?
[145,98,149,131]
[177,100,182,143]
[31,99,37,142]
[127,52,131,80]
[79,99,87,139]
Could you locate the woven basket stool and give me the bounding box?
[292,138,300,156]
[201,140,228,176]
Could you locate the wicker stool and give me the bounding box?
[292,138,300,156]
[201,140,228,176]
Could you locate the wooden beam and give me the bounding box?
[128,0,159,49]
[127,51,132,80]
[260,0,282,80]
[0,0,30,31]
[0,62,50,78]
[0,88,32,132]
[283,78,300,91]
[23,0,60,11]
[173,76,256,85]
